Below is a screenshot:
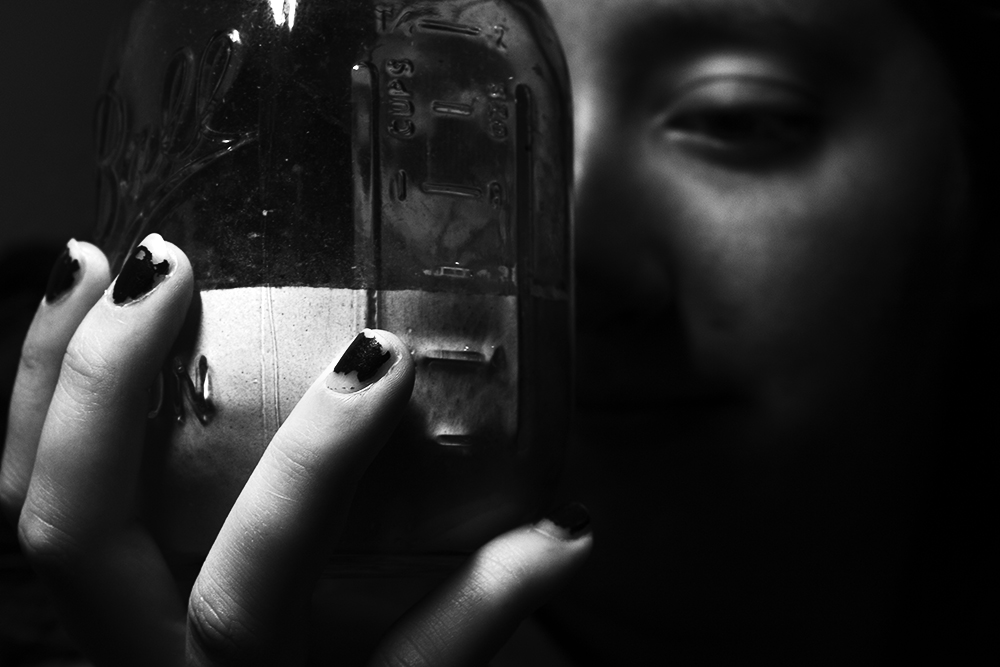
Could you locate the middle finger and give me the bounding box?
[19,233,193,666]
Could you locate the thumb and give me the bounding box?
[370,503,593,667]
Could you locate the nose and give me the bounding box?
[572,119,674,332]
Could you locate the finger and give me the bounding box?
[370,503,593,667]
[187,329,415,666]
[18,233,193,666]
[1,240,110,524]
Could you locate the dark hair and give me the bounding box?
[901,1,1000,218]
[887,4,998,660]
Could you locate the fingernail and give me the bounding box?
[111,233,172,305]
[44,240,81,304]
[327,330,395,394]
[535,502,592,541]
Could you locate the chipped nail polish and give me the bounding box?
[44,242,81,304]
[536,502,592,541]
[327,330,394,394]
[112,234,171,305]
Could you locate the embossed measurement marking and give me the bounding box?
[388,99,414,117]
[421,349,487,364]
[435,434,480,448]
[386,59,414,76]
[420,183,483,198]
[431,266,473,279]
[417,20,481,36]
[393,170,408,201]
[487,83,510,139]
[432,101,474,116]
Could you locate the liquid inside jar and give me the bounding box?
[95,0,571,575]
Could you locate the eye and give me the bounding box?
[660,77,821,164]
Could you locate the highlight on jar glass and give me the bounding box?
[94,0,572,575]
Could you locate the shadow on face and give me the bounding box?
[539,0,995,661]
[551,0,972,443]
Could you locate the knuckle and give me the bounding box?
[56,338,125,413]
[0,478,25,527]
[60,339,114,395]
[469,541,533,597]
[370,637,437,667]
[187,575,257,662]
[267,441,315,487]
[17,507,84,573]
[18,338,55,377]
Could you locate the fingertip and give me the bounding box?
[17,240,111,382]
[52,235,193,402]
[530,503,595,568]
[160,237,195,298]
[324,328,414,397]
[363,328,410,366]
[452,516,593,616]
[533,502,592,542]
[151,233,192,278]
[479,510,595,600]
[370,515,593,667]
[500,512,594,580]
[39,240,109,309]
[105,233,193,307]
[67,239,112,288]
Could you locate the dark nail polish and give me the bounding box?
[542,502,591,539]
[112,241,170,304]
[328,331,393,393]
[44,244,81,304]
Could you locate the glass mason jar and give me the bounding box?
[93,0,571,575]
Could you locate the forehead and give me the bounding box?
[537,0,928,129]
[541,0,902,61]
[541,0,889,29]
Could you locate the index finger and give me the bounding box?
[187,330,415,666]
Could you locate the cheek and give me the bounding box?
[639,128,964,406]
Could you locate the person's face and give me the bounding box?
[545,0,969,446]
[540,1,975,655]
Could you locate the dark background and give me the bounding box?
[0,0,138,255]
[1,3,137,665]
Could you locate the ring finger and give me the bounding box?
[1,239,110,523]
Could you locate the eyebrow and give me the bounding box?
[608,0,852,49]
[603,0,881,84]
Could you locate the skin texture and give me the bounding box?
[1,0,990,663]
[0,236,592,666]
[558,0,967,430]
[540,0,983,661]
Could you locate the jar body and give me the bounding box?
[94,0,571,571]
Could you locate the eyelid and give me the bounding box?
[658,75,819,124]
[650,73,823,164]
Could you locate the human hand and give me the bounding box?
[0,234,592,666]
